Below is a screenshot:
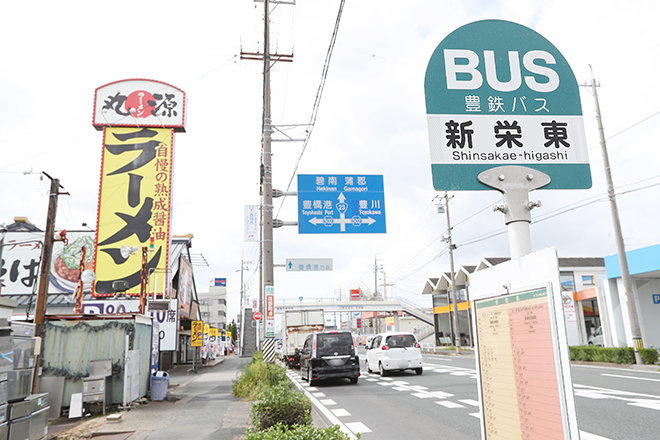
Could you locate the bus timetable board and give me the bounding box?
[475,287,565,439]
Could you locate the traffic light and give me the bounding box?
[356,318,362,328]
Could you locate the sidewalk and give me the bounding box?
[50,355,253,440]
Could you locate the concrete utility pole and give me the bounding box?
[589,70,644,364]
[261,0,274,349]
[443,192,461,354]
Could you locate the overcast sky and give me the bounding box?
[2,1,659,322]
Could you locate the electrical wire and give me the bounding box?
[275,0,346,217]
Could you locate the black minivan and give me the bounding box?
[300,331,360,385]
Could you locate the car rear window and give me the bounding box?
[385,334,416,348]
[317,333,354,356]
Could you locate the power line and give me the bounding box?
[276,0,346,217]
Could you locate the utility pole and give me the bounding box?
[442,192,461,354]
[34,172,68,393]
[240,0,293,358]
[588,69,644,364]
[35,174,67,337]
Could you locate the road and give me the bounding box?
[288,350,660,440]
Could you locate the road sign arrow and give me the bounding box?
[337,192,346,203]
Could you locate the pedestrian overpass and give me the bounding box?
[274,298,434,326]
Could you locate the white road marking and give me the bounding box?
[436,400,464,408]
[366,378,379,382]
[345,422,372,434]
[411,392,434,399]
[392,386,409,391]
[378,382,394,386]
[574,384,660,411]
[602,373,660,383]
[319,399,336,406]
[287,372,357,440]
[580,431,612,439]
[430,391,454,399]
[312,392,325,397]
[408,385,429,391]
[459,399,480,407]
[331,408,351,417]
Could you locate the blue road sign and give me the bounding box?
[653,294,660,305]
[298,174,386,234]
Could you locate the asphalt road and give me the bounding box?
[289,350,660,440]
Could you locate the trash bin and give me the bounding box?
[151,371,170,401]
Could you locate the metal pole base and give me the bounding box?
[478,166,551,259]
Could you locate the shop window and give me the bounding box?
[582,275,595,286]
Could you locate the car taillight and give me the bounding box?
[312,338,317,358]
[381,345,389,350]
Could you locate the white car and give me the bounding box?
[588,326,604,346]
[365,332,423,376]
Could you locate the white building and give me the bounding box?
[197,281,228,330]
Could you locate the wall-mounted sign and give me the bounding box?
[424,20,590,191]
[82,299,178,351]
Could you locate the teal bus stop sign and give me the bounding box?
[424,19,591,191]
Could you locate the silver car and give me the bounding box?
[365,331,423,376]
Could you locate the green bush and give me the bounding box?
[640,348,659,365]
[232,351,289,399]
[245,423,352,440]
[570,346,659,364]
[250,383,312,431]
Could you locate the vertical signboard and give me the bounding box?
[178,256,194,319]
[475,288,564,438]
[470,248,579,440]
[93,127,173,296]
[424,20,590,191]
[91,79,186,297]
[245,205,260,242]
[191,321,203,347]
[265,286,275,338]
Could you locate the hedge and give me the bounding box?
[570,346,659,365]
[245,423,352,440]
[232,351,289,399]
[250,382,312,431]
